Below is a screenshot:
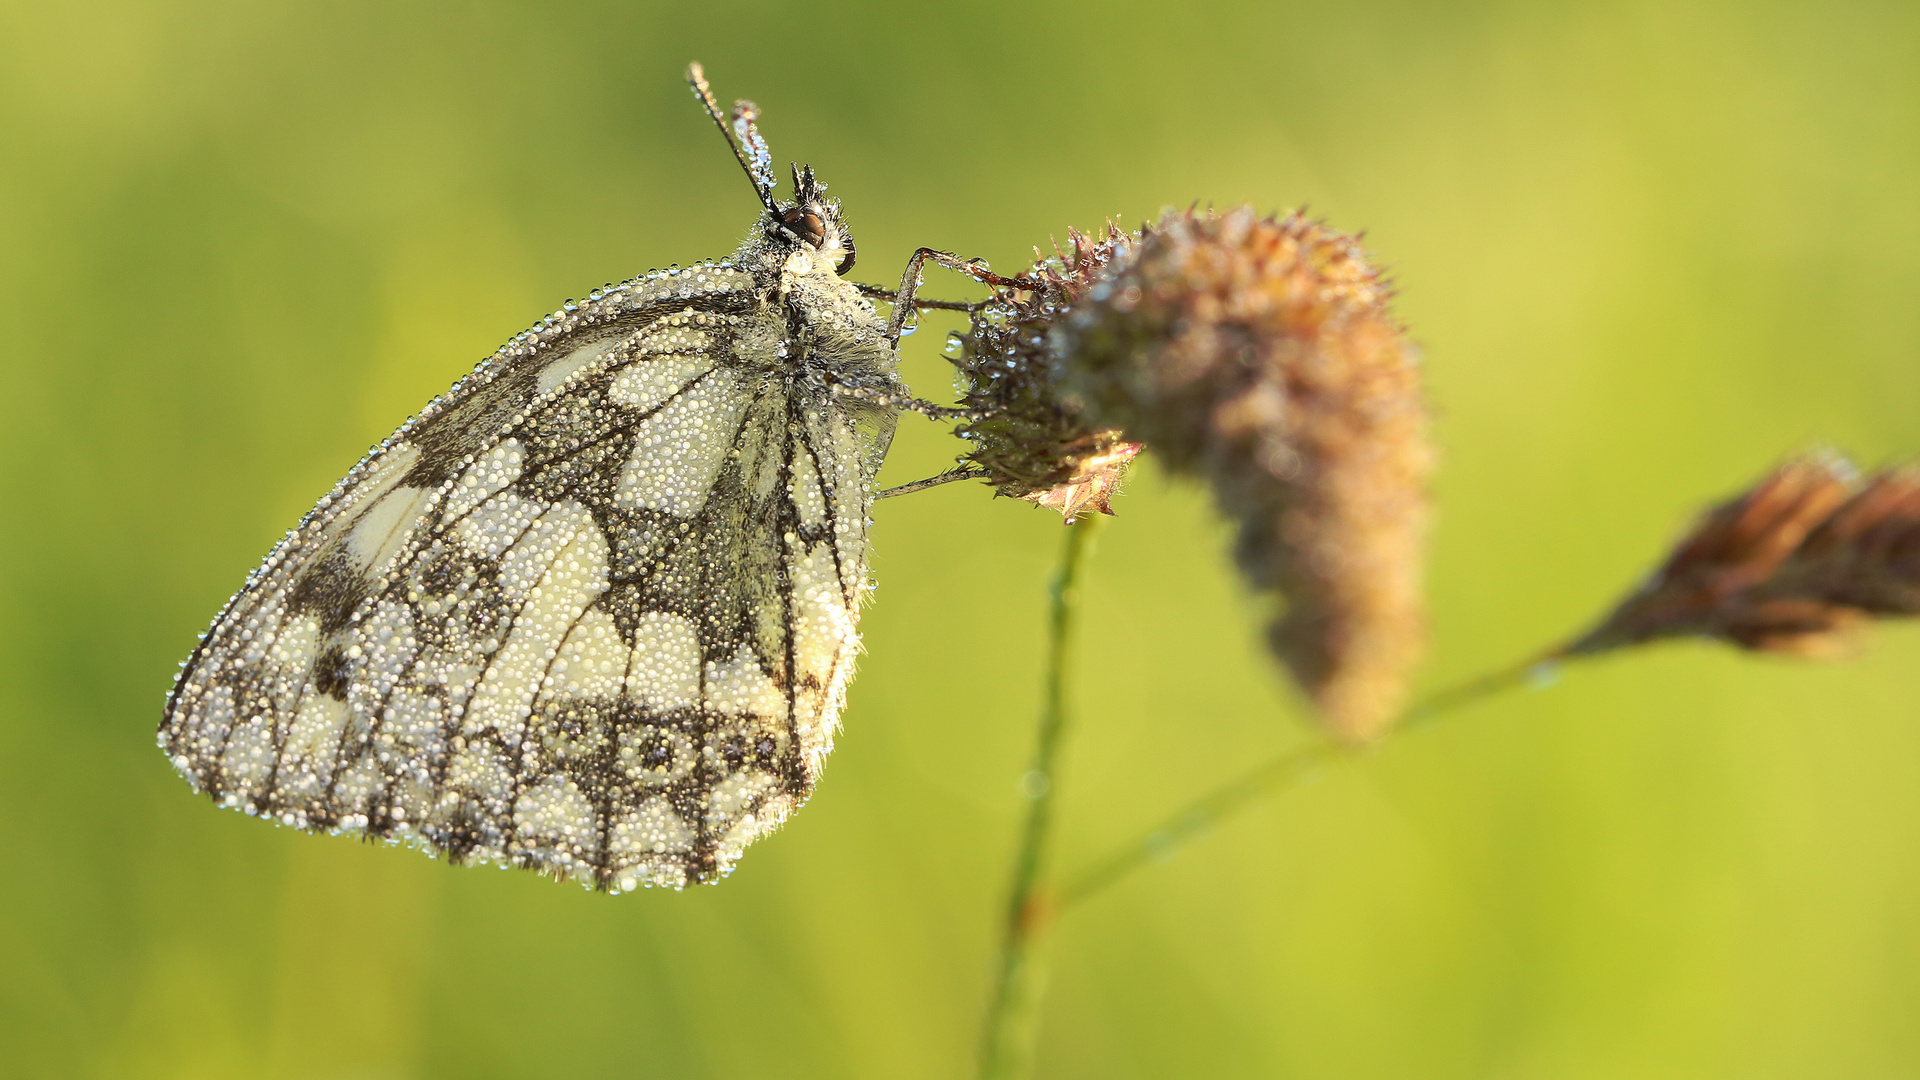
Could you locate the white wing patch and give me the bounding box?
[442,440,525,523]
[788,444,828,529]
[537,337,624,396]
[615,367,748,516]
[705,645,785,719]
[347,485,435,576]
[455,489,546,561]
[342,441,424,519]
[462,501,606,740]
[161,258,902,891]
[628,611,702,710]
[549,609,627,699]
[610,355,714,412]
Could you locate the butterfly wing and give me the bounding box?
[161,264,894,890]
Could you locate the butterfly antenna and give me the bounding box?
[687,63,780,216]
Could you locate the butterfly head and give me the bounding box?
[687,63,857,277]
[769,164,854,276]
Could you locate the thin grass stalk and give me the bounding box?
[980,514,1101,1080]
[1055,740,1341,909]
[1056,653,1561,911]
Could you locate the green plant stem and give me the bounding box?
[979,514,1101,1080]
[1055,651,1565,911]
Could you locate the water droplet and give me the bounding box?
[1019,770,1050,799]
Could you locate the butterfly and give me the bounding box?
[158,64,991,892]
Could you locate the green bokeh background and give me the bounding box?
[4,2,1918,1077]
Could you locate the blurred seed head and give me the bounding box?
[1569,453,1920,657]
[957,208,1432,741]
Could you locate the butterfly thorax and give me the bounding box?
[731,216,901,406]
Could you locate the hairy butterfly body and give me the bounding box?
[159,65,905,891]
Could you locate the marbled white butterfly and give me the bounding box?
[159,64,980,892]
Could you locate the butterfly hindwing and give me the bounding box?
[161,262,893,890]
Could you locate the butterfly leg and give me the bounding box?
[876,466,990,500]
[854,282,985,312]
[884,247,1041,344]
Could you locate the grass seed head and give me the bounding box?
[954,224,1143,520]
[960,207,1431,740]
[1570,453,1920,656]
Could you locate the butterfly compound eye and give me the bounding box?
[782,207,827,248]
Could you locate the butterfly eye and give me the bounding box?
[781,207,827,248]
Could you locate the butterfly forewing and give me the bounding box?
[161,261,893,891]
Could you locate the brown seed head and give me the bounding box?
[1570,453,1920,656]
[954,225,1143,519]
[1043,207,1431,741]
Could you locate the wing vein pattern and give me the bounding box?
[161,261,900,891]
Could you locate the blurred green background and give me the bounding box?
[3,1,1918,1077]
